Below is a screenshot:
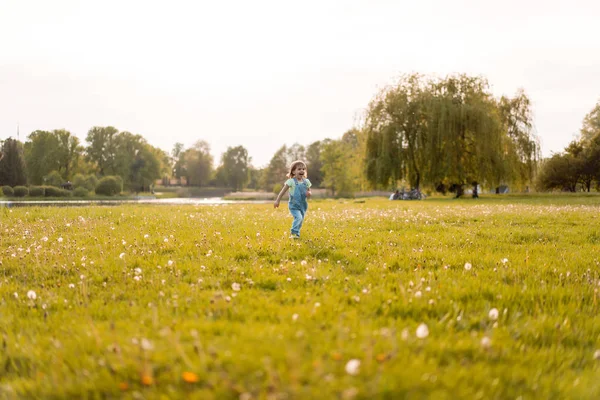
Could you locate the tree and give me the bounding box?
[171,142,186,184]
[535,153,580,192]
[580,100,600,145]
[85,126,119,176]
[262,145,289,191]
[220,145,249,191]
[305,141,324,187]
[0,138,27,187]
[364,73,539,194]
[54,129,82,180]
[183,140,213,187]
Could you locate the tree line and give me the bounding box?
[1,73,599,196]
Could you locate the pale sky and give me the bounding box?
[1,0,599,167]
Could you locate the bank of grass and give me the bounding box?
[1,195,600,399]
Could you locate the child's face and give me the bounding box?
[293,165,306,179]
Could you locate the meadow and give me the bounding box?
[1,195,600,399]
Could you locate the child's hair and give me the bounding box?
[287,160,308,179]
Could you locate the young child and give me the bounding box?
[274,160,312,239]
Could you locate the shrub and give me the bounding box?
[29,186,45,197]
[43,186,71,197]
[1,186,14,197]
[73,174,98,191]
[44,171,64,187]
[272,183,283,195]
[73,187,89,197]
[95,176,122,196]
[13,186,29,197]
[85,175,99,191]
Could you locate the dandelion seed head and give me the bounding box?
[27,290,37,300]
[345,359,361,375]
[488,308,499,321]
[464,262,472,271]
[416,323,429,339]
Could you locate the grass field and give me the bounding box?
[1,195,600,399]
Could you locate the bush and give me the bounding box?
[29,186,45,197]
[1,186,14,197]
[85,175,99,191]
[73,174,98,191]
[73,187,89,197]
[13,186,29,197]
[44,171,64,187]
[272,183,283,195]
[43,186,71,197]
[95,176,122,196]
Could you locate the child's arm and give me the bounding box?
[306,188,312,198]
[274,184,289,208]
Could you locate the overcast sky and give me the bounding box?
[1,0,599,167]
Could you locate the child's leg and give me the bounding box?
[289,208,303,236]
[297,208,306,234]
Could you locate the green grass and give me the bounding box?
[1,195,600,399]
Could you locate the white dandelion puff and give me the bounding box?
[167,260,174,266]
[464,262,472,271]
[345,359,361,375]
[416,323,429,339]
[68,283,75,289]
[119,253,125,259]
[27,290,37,300]
[232,282,241,291]
[292,313,299,322]
[301,260,307,266]
[488,308,499,321]
[481,336,492,349]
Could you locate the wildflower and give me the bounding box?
[134,268,142,275]
[68,283,75,289]
[140,338,153,351]
[464,262,472,271]
[164,238,169,243]
[301,260,307,266]
[27,290,37,300]
[13,292,18,299]
[488,308,499,320]
[286,277,292,282]
[42,236,48,242]
[345,359,361,375]
[182,371,199,383]
[144,234,149,238]
[256,232,260,237]
[314,302,321,308]
[594,350,600,360]
[416,323,429,339]
[58,237,63,243]
[414,291,422,299]
[232,282,241,291]
[481,336,492,349]
[80,274,85,280]
[401,329,409,340]
[292,313,299,322]
[168,260,174,266]
[501,258,509,264]
[134,276,141,281]
[119,253,125,259]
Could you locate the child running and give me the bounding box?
[274,160,312,239]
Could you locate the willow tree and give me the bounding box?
[427,75,507,194]
[364,73,539,194]
[364,74,428,189]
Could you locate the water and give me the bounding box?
[0,198,271,207]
